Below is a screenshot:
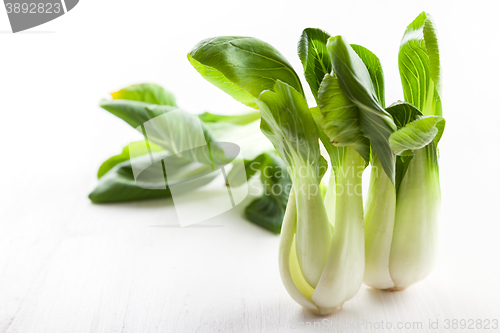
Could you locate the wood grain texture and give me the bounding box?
[1,167,499,333]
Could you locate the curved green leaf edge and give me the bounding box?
[111,83,177,106]
[89,156,172,203]
[389,115,445,155]
[198,111,260,125]
[188,36,303,109]
[385,100,423,129]
[97,140,164,179]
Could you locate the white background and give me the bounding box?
[1,1,500,332]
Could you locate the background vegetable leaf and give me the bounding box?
[90,158,173,203]
[90,152,216,203]
[100,100,176,129]
[111,83,177,106]
[198,111,260,125]
[238,152,291,234]
[97,140,164,179]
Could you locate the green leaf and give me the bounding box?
[89,160,173,203]
[97,140,164,179]
[198,111,260,125]
[90,152,216,203]
[310,106,350,173]
[90,152,174,203]
[111,83,177,106]
[385,101,423,129]
[389,115,445,155]
[297,28,332,102]
[256,80,322,179]
[244,195,285,234]
[399,12,442,116]
[100,100,223,165]
[188,36,303,109]
[318,73,370,162]
[327,35,396,182]
[350,44,385,107]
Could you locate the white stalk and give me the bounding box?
[278,187,319,311]
[389,146,441,288]
[363,155,396,289]
[292,164,332,288]
[312,147,365,312]
[323,169,336,225]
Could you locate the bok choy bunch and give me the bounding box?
[364,12,445,290]
[188,28,398,313]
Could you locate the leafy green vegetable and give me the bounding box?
[188,29,380,312]
[387,12,444,289]
[91,83,291,233]
[364,12,446,290]
[186,13,447,305]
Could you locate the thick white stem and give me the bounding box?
[323,169,336,226]
[389,146,441,288]
[363,155,396,289]
[312,147,365,311]
[293,170,332,288]
[278,187,319,311]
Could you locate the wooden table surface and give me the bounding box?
[1,163,499,333]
